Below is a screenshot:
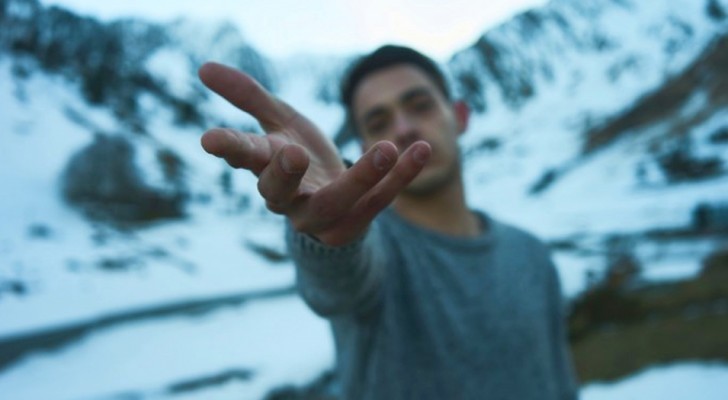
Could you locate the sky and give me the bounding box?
[39,0,548,60]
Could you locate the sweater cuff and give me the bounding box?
[285,223,369,267]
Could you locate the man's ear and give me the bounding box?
[453,100,470,135]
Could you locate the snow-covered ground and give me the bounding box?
[0,297,334,400]
[581,362,728,400]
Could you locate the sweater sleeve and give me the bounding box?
[285,221,386,318]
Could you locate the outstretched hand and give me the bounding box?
[199,62,431,246]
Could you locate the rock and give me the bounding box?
[61,134,185,226]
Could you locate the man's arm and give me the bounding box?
[287,221,387,317]
[198,62,430,246]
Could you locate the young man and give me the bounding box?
[199,45,577,399]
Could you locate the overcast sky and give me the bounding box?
[39,0,548,60]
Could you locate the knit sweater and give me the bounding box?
[287,208,578,400]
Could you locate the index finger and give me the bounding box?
[201,128,287,175]
[198,62,294,131]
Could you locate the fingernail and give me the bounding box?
[280,155,295,174]
[413,146,429,165]
[373,148,392,170]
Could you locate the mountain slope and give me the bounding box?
[445,0,728,237]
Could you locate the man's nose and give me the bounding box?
[393,112,417,141]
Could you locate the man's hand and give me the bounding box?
[198,62,431,246]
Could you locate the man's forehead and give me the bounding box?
[352,65,438,114]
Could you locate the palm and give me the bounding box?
[268,115,344,194]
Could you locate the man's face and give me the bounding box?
[352,65,467,196]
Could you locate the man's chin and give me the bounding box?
[403,171,445,196]
[403,158,462,196]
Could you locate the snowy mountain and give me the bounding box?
[448,0,728,210]
[0,0,727,398]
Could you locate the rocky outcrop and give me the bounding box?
[61,134,186,225]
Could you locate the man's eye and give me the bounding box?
[366,119,388,135]
[411,99,434,113]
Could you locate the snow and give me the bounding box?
[455,0,728,216]
[581,362,728,400]
[0,297,333,400]
[145,48,197,99]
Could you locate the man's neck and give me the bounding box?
[393,177,480,237]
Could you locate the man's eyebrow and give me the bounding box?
[400,86,434,103]
[360,86,435,124]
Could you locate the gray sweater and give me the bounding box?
[287,209,578,400]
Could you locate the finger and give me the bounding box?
[308,141,399,222]
[295,142,430,247]
[257,144,309,212]
[198,62,294,130]
[201,128,278,175]
[354,141,432,220]
[321,142,430,244]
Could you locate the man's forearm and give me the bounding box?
[286,222,385,318]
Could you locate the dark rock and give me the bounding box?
[708,126,728,143]
[693,202,728,232]
[528,168,560,195]
[27,223,52,238]
[166,369,254,395]
[61,134,186,225]
[0,280,27,296]
[263,371,338,400]
[707,0,727,21]
[656,145,723,183]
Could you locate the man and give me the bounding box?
[199,45,577,399]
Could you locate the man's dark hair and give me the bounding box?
[340,45,451,135]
